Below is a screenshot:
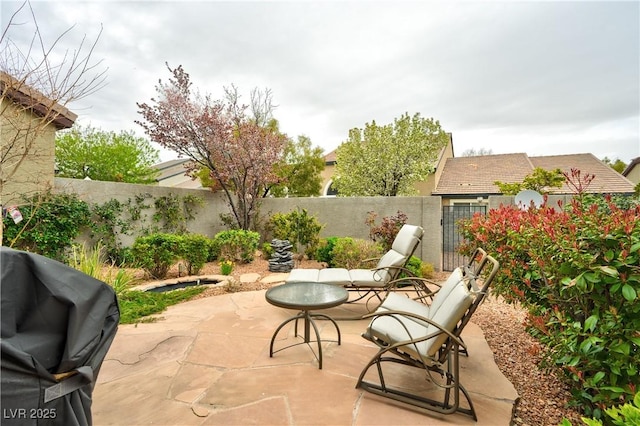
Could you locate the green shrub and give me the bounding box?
[211,230,260,263]
[3,191,91,261]
[330,237,383,269]
[420,262,435,279]
[219,260,234,275]
[459,194,640,415]
[180,233,210,275]
[560,392,640,425]
[315,236,339,266]
[68,243,137,297]
[131,233,184,279]
[268,208,323,257]
[404,255,423,277]
[261,242,274,259]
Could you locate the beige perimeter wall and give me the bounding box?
[56,179,576,271]
[55,178,444,270]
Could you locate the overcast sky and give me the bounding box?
[3,0,639,163]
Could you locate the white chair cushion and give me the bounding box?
[377,292,432,325]
[349,269,388,287]
[286,269,320,283]
[317,268,352,286]
[366,312,430,361]
[429,267,464,317]
[375,249,406,282]
[367,280,473,360]
[391,224,423,256]
[423,282,473,357]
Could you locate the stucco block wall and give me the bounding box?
[55,178,226,248]
[261,195,442,270]
[55,178,444,270]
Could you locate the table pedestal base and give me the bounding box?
[269,310,341,369]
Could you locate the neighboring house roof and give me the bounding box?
[153,158,203,189]
[433,153,533,196]
[0,71,77,129]
[433,152,635,197]
[530,153,634,194]
[324,149,337,165]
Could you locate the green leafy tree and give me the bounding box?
[333,112,449,196]
[55,125,160,183]
[602,157,627,174]
[270,135,325,197]
[494,167,566,195]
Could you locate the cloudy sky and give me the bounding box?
[3,0,639,163]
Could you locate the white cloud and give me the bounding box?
[2,0,638,163]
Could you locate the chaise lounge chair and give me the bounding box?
[355,248,499,421]
[285,224,424,310]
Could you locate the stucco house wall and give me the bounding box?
[623,157,640,186]
[1,72,76,205]
[1,99,58,204]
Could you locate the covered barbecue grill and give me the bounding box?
[1,247,119,425]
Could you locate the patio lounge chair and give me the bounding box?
[355,248,499,421]
[285,224,424,310]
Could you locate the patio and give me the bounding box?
[92,286,518,425]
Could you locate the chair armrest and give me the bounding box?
[362,309,466,351]
[385,276,441,301]
[359,257,381,268]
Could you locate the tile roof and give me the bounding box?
[433,153,635,196]
[432,153,533,196]
[1,71,77,129]
[530,153,635,194]
[324,149,337,164]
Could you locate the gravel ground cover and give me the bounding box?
[152,257,585,425]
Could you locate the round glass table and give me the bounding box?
[265,282,349,369]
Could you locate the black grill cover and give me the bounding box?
[1,247,119,425]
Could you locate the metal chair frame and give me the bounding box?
[355,248,499,421]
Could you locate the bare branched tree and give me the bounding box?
[1,0,107,242]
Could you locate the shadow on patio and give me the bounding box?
[93,288,518,425]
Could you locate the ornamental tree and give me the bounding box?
[333,112,449,196]
[136,64,286,230]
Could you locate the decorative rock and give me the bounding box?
[268,239,295,272]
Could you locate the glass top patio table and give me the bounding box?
[265,282,349,311]
[265,282,349,369]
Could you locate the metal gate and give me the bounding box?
[442,205,486,271]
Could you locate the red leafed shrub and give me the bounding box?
[459,194,640,418]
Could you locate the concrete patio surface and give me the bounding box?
[92,283,519,425]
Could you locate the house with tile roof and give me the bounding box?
[432,152,636,205]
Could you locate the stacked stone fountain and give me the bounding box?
[268,239,295,272]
